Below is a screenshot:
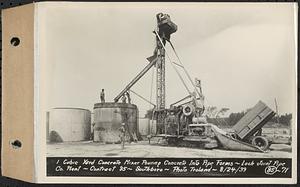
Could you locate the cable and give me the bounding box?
[130,90,155,107]
[168,40,203,100]
[154,30,192,96]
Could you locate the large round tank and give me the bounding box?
[93,102,138,143]
[49,108,91,142]
[139,118,157,136]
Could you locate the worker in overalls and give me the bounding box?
[119,123,126,149]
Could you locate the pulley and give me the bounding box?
[182,104,194,116]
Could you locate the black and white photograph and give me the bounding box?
[34,2,297,183]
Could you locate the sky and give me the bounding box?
[37,2,297,117]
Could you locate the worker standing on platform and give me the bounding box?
[126,92,131,104]
[100,89,105,103]
[121,95,127,103]
[119,123,126,149]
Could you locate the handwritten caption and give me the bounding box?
[47,158,291,177]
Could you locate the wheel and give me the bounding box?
[251,136,269,151]
[183,104,193,116]
[228,132,238,139]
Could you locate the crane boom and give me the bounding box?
[114,57,157,102]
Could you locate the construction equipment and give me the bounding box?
[230,101,276,150]
[114,58,157,103]
[215,101,276,151]
[152,101,275,152]
[114,13,276,152]
[114,13,178,134]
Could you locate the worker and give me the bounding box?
[195,78,202,94]
[121,95,127,103]
[100,89,105,103]
[119,123,126,149]
[126,92,131,104]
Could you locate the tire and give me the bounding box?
[251,136,269,151]
[228,132,238,139]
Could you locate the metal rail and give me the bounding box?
[154,30,193,96]
[170,95,192,106]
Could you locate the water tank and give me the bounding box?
[93,102,138,143]
[49,108,91,142]
[139,118,157,136]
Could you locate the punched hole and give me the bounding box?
[10,139,22,149]
[10,37,20,46]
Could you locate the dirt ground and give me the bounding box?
[47,140,292,158]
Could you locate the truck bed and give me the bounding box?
[232,101,275,140]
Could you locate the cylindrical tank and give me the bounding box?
[139,118,157,136]
[49,108,91,142]
[93,102,138,143]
